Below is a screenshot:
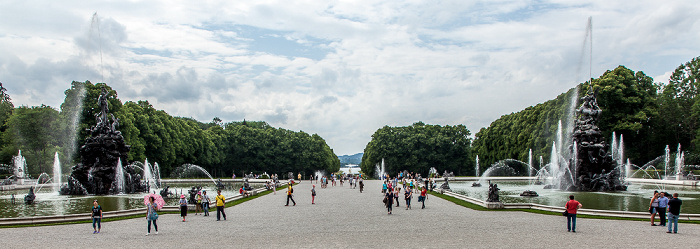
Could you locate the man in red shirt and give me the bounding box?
[565,195,582,232]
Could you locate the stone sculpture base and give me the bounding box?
[486,202,504,209]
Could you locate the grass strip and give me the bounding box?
[430,191,700,225]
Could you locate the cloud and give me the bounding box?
[1,0,700,156]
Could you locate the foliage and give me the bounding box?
[472,87,577,172]
[473,65,671,170]
[0,81,339,178]
[361,122,472,177]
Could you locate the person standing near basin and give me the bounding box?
[91,200,103,234]
[657,193,669,226]
[146,196,159,235]
[202,190,210,216]
[650,190,660,226]
[179,194,188,222]
[215,189,226,221]
[565,195,582,233]
[666,193,682,234]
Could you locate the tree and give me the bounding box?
[361,122,472,177]
[2,105,61,175]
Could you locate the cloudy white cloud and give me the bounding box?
[1,0,699,155]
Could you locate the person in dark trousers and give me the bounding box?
[565,195,582,232]
[215,189,226,221]
[91,200,103,234]
[202,190,210,216]
[146,196,159,235]
[311,185,316,204]
[385,187,394,215]
[419,186,428,209]
[667,193,682,233]
[657,192,669,226]
[286,182,296,206]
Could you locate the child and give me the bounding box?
[311,185,317,204]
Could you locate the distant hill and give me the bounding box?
[338,153,363,167]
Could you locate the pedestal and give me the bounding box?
[486,202,504,209]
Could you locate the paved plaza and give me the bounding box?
[1,180,698,248]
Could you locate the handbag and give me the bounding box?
[562,210,568,216]
[149,211,159,220]
[648,207,653,214]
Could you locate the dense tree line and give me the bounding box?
[474,57,700,173]
[0,81,339,178]
[361,122,472,177]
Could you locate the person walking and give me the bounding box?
[405,187,412,210]
[179,194,188,222]
[657,192,669,226]
[649,190,660,226]
[565,195,582,232]
[667,193,682,233]
[385,188,394,215]
[286,182,296,206]
[202,190,210,216]
[91,200,103,234]
[215,189,226,221]
[359,178,364,193]
[419,186,428,209]
[311,185,317,204]
[394,187,400,207]
[382,182,387,194]
[146,196,159,236]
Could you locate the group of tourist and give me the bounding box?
[562,190,685,234]
[382,178,428,215]
[140,189,227,236]
[649,191,683,233]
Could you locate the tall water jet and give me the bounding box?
[528,149,533,185]
[475,155,480,177]
[375,158,386,179]
[675,144,684,181]
[549,142,559,187]
[664,145,670,179]
[53,152,62,194]
[114,158,124,194]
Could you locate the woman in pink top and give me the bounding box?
[565,195,582,232]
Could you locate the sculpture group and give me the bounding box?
[566,87,627,191]
[60,87,149,195]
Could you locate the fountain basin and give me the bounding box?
[449,180,700,214]
[0,181,262,218]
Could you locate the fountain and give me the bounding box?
[472,156,481,187]
[564,86,626,191]
[13,150,27,185]
[375,158,386,179]
[24,186,36,204]
[60,87,148,195]
[53,152,62,194]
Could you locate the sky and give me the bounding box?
[1,0,699,156]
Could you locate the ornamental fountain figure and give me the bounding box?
[60,87,148,195]
[565,86,626,191]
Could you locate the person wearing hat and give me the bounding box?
[179,194,188,222]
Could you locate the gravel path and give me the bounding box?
[1,180,697,248]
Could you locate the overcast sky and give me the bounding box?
[1,1,699,156]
